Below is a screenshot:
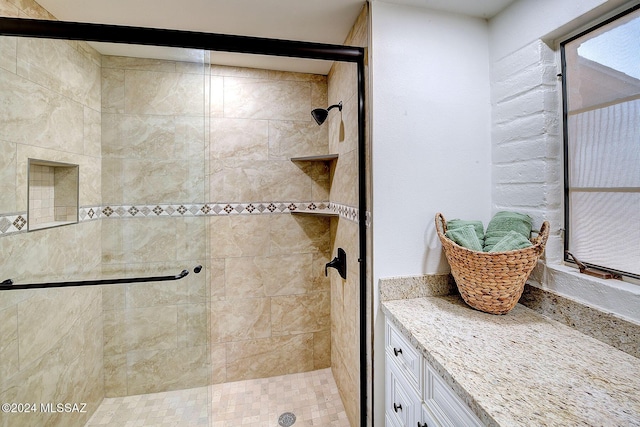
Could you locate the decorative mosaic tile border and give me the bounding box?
[0,201,370,237]
[95,201,331,219]
[79,206,103,221]
[0,213,28,235]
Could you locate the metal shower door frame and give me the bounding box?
[0,16,369,427]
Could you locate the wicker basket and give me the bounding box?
[435,213,549,315]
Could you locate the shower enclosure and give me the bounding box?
[0,6,368,427]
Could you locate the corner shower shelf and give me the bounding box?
[291,210,338,217]
[290,154,338,218]
[290,154,338,162]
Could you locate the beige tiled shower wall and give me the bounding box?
[327,5,369,427]
[0,1,104,426]
[100,56,333,395]
[207,66,333,384]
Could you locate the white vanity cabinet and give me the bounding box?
[385,317,484,427]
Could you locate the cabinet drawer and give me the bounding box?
[386,319,421,391]
[386,353,421,427]
[423,362,482,427]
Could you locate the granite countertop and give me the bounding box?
[382,296,640,427]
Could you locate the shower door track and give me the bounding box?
[0,16,369,427]
[0,17,363,61]
[0,265,202,291]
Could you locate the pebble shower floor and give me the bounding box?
[85,368,350,427]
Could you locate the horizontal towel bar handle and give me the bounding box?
[0,265,202,291]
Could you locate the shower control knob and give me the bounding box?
[325,248,347,279]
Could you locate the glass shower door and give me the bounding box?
[0,35,212,427]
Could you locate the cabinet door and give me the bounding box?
[417,404,440,427]
[386,354,421,427]
[386,413,401,427]
[423,361,483,427]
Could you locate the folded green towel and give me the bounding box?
[446,219,484,242]
[446,224,483,252]
[488,230,533,252]
[483,235,506,252]
[485,211,532,240]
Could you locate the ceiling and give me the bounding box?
[34,0,515,74]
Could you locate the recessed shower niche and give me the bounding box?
[27,159,79,231]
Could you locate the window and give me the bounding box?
[561,5,640,279]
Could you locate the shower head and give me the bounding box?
[311,102,342,125]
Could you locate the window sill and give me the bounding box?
[529,262,640,324]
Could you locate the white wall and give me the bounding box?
[370,2,492,424]
[489,0,623,61]
[371,1,492,284]
[490,0,612,60]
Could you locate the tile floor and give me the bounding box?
[85,368,350,427]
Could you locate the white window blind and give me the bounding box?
[562,6,640,278]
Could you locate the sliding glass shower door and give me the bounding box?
[0,35,212,427]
